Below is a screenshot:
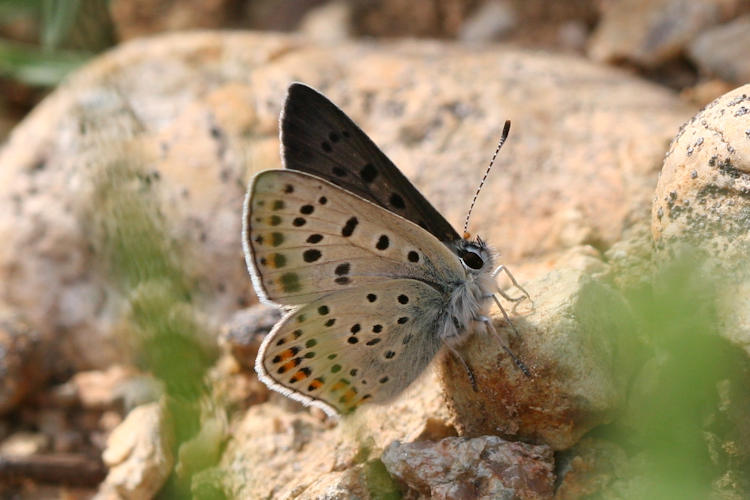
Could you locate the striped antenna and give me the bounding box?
[463,120,511,237]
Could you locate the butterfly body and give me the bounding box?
[243,83,517,416]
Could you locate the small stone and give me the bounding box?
[97,402,173,500]
[298,1,352,42]
[688,15,750,86]
[0,431,49,456]
[588,0,736,68]
[382,435,555,499]
[72,365,137,410]
[458,0,516,42]
[223,304,281,371]
[0,312,46,415]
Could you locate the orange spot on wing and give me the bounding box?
[278,349,295,361]
[280,359,299,372]
[291,370,309,382]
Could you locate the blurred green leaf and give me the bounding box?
[584,250,750,499]
[41,0,81,49]
[41,0,114,52]
[0,39,90,85]
[0,0,113,86]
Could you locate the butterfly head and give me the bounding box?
[456,236,493,273]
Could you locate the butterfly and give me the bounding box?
[242,83,528,416]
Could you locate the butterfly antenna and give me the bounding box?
[463,120,511,237]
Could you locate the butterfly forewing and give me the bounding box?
[244,169,463,306]
[280,83,461,244]
[256,279,445,415]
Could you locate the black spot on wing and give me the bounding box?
[360,163,377,183]
[342,217,358,237]
[389,193,405,209]
[376,235,389,250]
[303,249,322,262]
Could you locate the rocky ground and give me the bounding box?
[0,2,749,499]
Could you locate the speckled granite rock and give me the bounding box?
[652,84,750,259]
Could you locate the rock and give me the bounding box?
[439,247,637,450]
[223,303,281,371]
[588,0,738,68]
[680,79,737,107]
[458,0,516,42]
[603,227,655,291]
[381,435,555,499]
[97,402,173,500]
[209,350,270,412]
[555,438,629,499]
[0,311,46,415]
[295,467,371,500]
[0,431,49,456]
[220,366,453,498]
[298,1,352,42]
[0,33,693,372]
[220,404,342,499]
[351,0,476,38]
[110,0,237,40]
[688,15,750,85]
[70,366,139,410]
[651,84,750,262]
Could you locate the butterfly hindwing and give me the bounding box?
[244,169,463,306]
[256,279,445,415]
[280,83,461,244]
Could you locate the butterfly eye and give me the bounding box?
[459,249,484,270]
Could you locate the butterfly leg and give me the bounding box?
[444,342,478,392]
[478,316,531,377]
[492,265,532,303]
[487,294,521,338]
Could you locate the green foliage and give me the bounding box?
[91,141,221,498]
[0,0,113,86]
[364,459,402,500]
[587,251,750,499]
